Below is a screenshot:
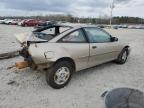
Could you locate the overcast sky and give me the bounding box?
[0,0,144,17]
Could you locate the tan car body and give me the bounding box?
[16,25,130,71]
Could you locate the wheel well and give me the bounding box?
[124,46,129,49]
[124,45,130,55]
[55,57,76,71]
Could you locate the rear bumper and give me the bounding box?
[19,47,35,67]
[19,47,53,70]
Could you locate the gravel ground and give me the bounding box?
[0,24,33,53]
[0,24,144,108]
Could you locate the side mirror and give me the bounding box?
[111,37,118,42]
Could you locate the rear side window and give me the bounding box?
[60,29,86,43]
[84,27,111,43]
[41,27,55,35]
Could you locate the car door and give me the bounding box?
[58,29,89,71]
[83,27,120,67]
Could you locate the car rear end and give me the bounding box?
[15,31,52,70]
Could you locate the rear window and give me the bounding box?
[34,26,72,41]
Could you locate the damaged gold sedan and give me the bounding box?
[15,24,130,89]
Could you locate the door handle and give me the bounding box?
[92,46,97,49]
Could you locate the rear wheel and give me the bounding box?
[8,22,12,25]
[115,48,128,64]
[24,24,28,27]
[46,61,74,89]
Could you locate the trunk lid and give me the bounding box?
[15,32,48,45]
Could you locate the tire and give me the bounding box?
[8,22,11,25]
[115,48,128,64]
[46,61,74,89]
[23,23,28,27]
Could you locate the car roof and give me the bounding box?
[34,23,98,32]
[58,23,98,28]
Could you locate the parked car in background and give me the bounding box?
[35,21,57,29]
[20,19,41,27]
[135,25,144,29]
[112,25,119,29]
[11,19,21,25]
[11,20,17,25]
[15,24,131,89]
[121,25,128,28]
[0,19,5,24]
[2,19,8,24]
[1,19,19,25]
[4,19,14,25]
[18,19,27,26]
[128,25,136,29]
[97,25,105,28]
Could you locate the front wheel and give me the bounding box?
[115,48,128,64]
[46,61,74,89]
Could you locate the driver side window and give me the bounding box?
[84,28,111,43]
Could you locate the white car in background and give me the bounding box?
[135,25,144,29]
[0,19,9,24]
[5,19,19,25]
[0,19,5,24]
[4,19,14,24]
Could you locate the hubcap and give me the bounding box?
[122,51,127,61]
[54,67,70,85]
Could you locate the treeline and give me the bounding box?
[0,15,144,24]
[113,16,144,24]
